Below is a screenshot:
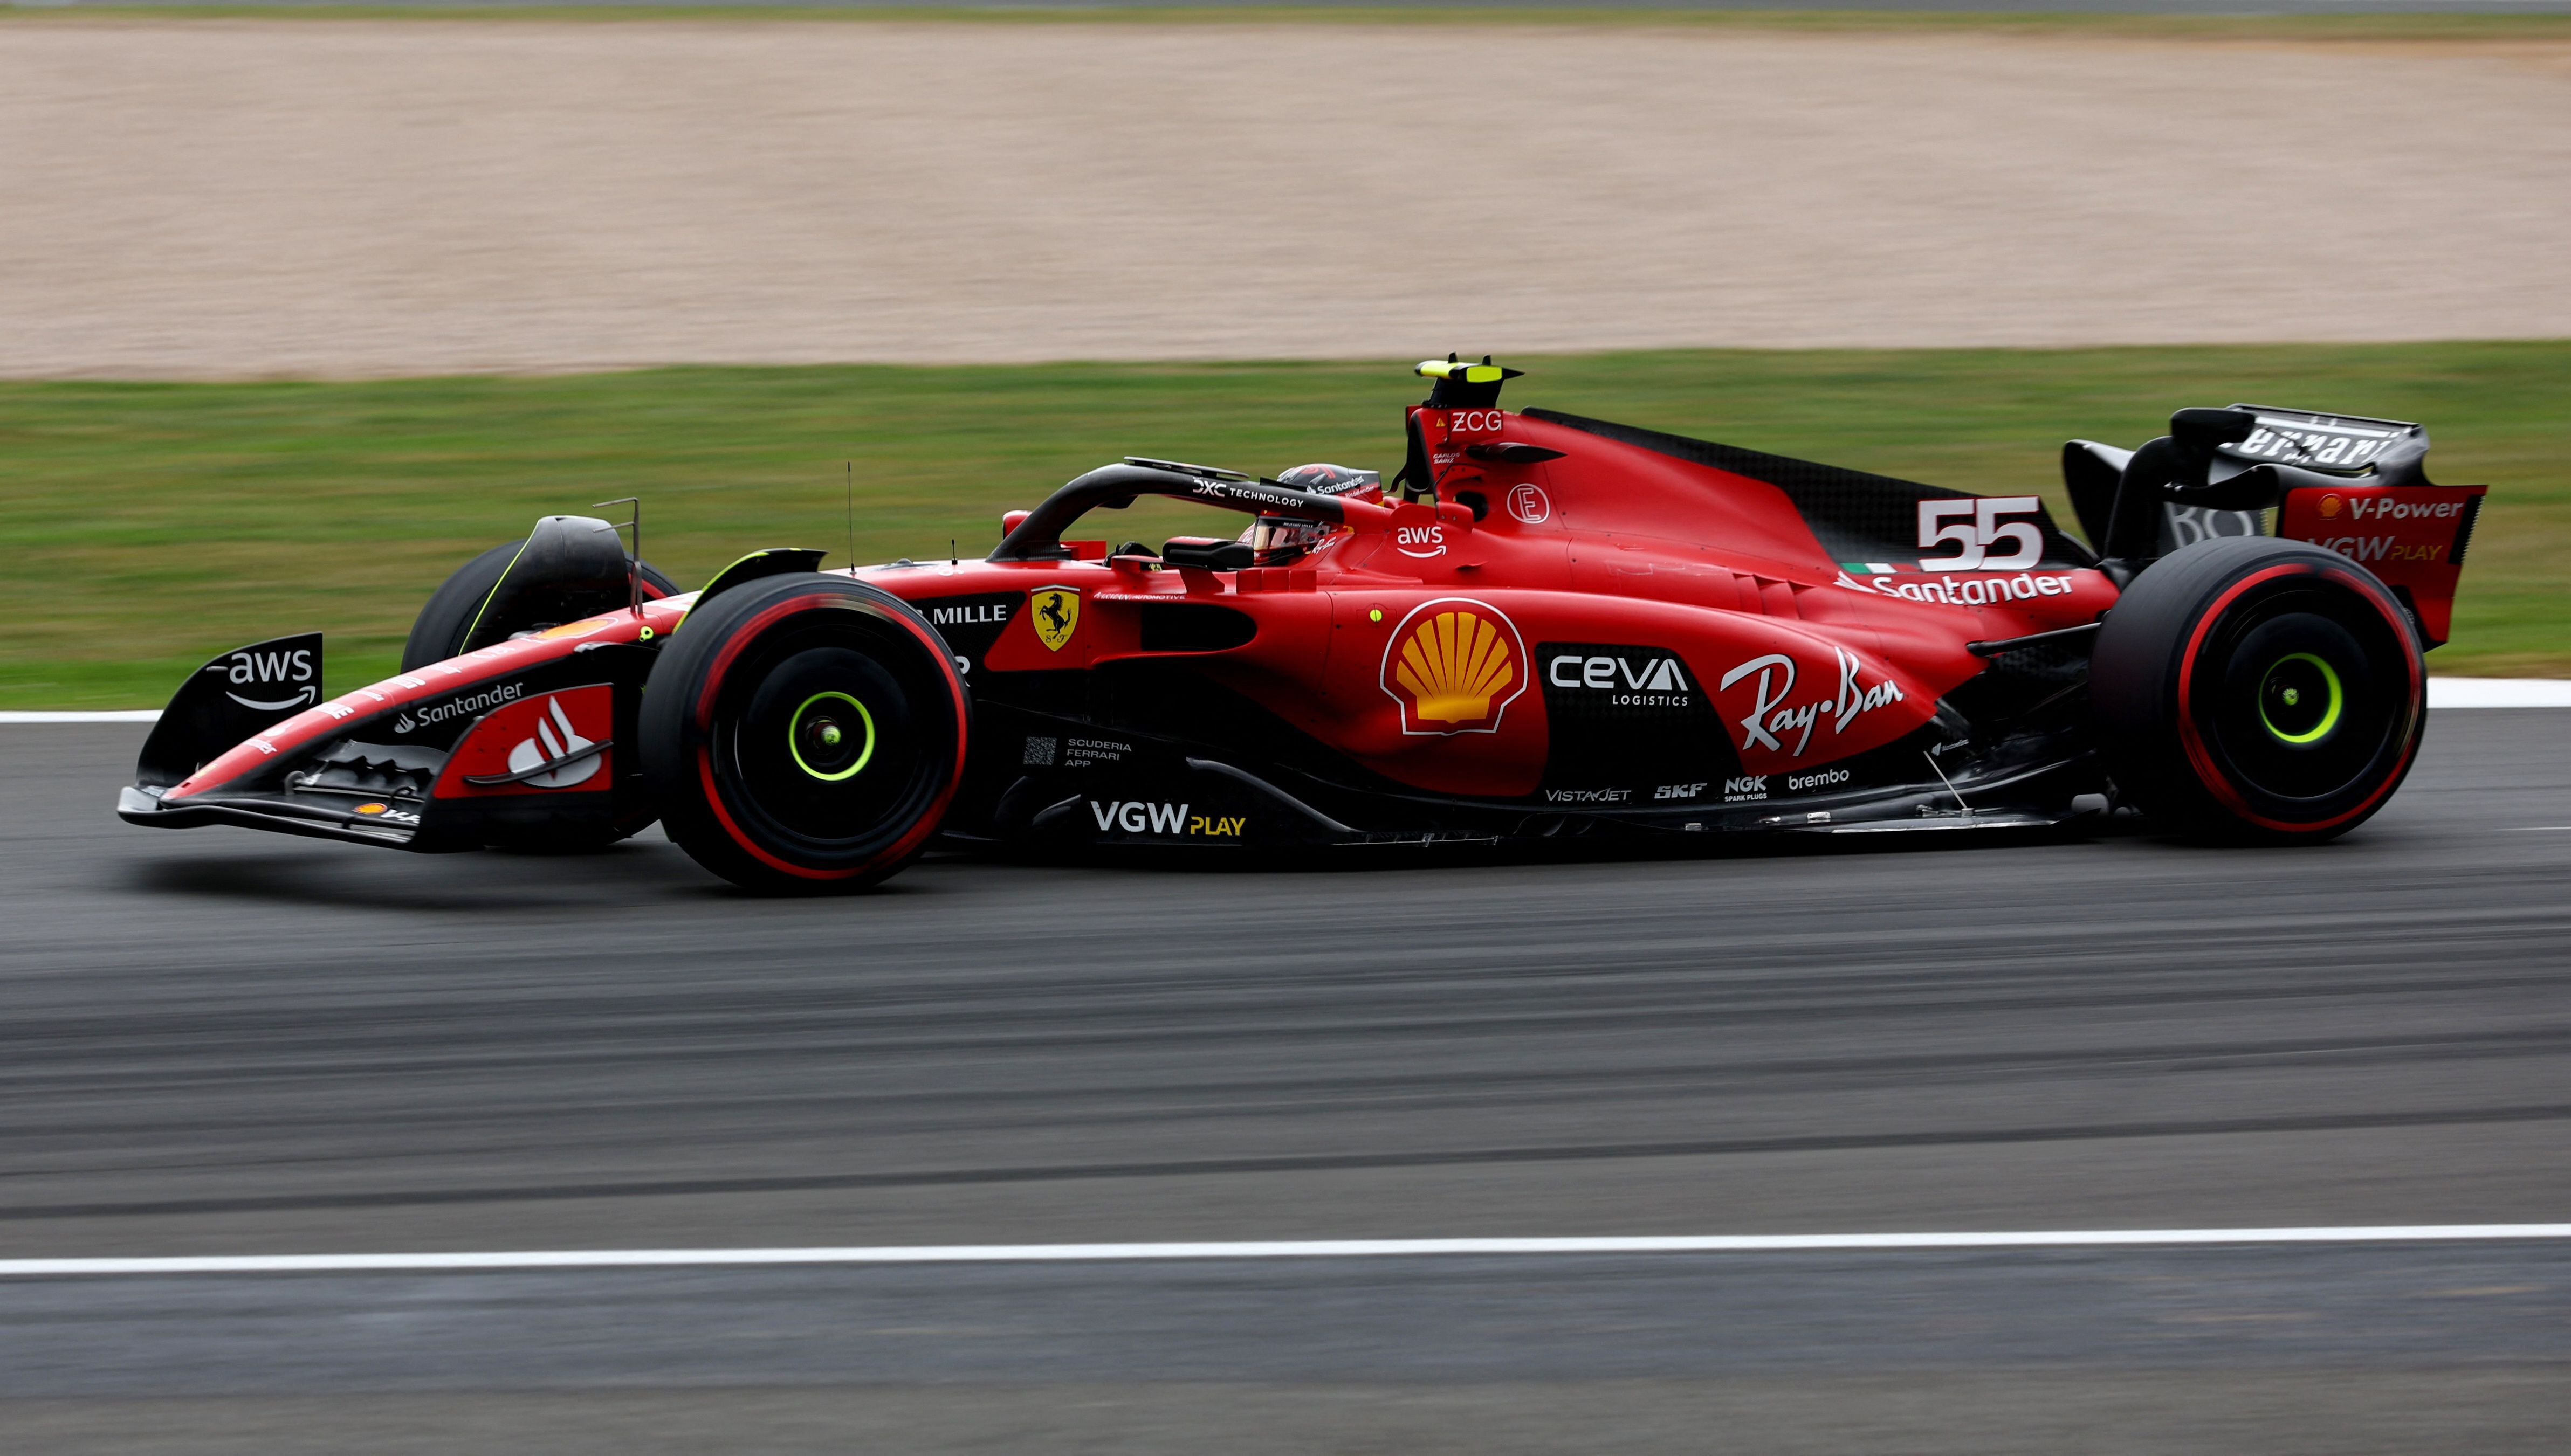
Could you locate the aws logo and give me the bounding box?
[203,643,318,713]
[1394,524,1448,558]
[1381,599,1528,736]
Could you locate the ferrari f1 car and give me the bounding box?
[119,359,2484,892]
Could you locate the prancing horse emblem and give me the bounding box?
[1030,586,1080,652]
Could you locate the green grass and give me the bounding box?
[10,6,2571,40]
[4,343,2564,708]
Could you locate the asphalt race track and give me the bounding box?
[1,714,2566,1451]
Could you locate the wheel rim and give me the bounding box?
[788,691,876,782]
[2257,652,2343,746]
[713,632,946,852]
[2201,590,2408,810]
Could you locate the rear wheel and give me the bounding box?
[2092,536,2424,842]
[639,574,968,893]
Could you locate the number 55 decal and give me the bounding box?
[1917,496,2044,572]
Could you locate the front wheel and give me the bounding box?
[639,574,969,893]
[2091,536,2425,843]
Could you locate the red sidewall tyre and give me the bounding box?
[640,574,968,893]
[2092,536,2425,843]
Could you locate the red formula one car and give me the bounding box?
[119,359,2484,891]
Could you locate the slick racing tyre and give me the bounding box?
[402,540,678,673]
[2092,536,2425,844]
[640,574,968,893]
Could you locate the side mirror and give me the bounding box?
[1162,537,1254,570]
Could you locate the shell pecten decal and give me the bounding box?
[1380,598,1529,735]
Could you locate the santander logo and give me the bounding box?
[510,696,601,788]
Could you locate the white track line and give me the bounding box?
[4,1226,2569,1277]
[2428,678,2571,709]
[9,679,2568,724]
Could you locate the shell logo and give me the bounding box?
[2318,493,2343,520]
[1380,598,1528,735]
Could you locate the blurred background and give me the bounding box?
[6,4,2569,702]
[2,4,2567,1453]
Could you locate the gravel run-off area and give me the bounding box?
[4,20,2569,377]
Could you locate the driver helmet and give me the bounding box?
[1245,464,1381,562]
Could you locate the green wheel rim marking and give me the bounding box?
[2260,652,2343,745]
[788,691,876,781]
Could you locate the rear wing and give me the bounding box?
[2233,406,2483,648]
[2065,405,2484,648]
[2221,405,2429,481]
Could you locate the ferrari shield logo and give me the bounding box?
[1029,586,1080,652]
